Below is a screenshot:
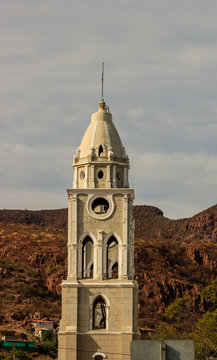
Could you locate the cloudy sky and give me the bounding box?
[1,0,217,219]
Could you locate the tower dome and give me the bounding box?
[73,99,129,189]
[74,100,128,164]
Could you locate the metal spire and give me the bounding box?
[101,62,104,100]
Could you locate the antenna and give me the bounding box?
[101,62,104,100]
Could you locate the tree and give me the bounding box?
[164,296,194,322]
[201,280,217,305]
[189,309,217,359]
[153,325,182,340]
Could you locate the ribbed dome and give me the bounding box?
[77,100,127,162]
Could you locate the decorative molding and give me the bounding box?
[78,231,97,246]
[86,194,115,220]
[92,352,107,359]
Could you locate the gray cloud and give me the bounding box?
[1,0,217,218]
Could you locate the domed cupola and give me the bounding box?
[74,100,128,163]
[72,99,130,190]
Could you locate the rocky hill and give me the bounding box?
[0,204,217,336]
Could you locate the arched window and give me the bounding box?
[98,145,103,156]
[82,236,94,278]
[107,236,118,279]
[93,296,106,329]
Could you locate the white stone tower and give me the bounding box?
[58,97,138,360]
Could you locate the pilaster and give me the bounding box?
[90,165,95,188]
[113,165,117,187]
[73,167,78,188]
[123,167,128,187]
[85,165,89,188]
[106,165,111,188]
[123,195,128,279]
[97,230,103,280]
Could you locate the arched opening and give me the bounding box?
[107,236,118,279]
[92,197,109,215]
[93,296,106,329]
[98,145,103,156]
[95,356,103,360]
[82,236,94,278]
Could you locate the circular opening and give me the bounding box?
[80,170,85,180]
[98,170,104,179]
[116,172,121,180]
[92,198,109,215]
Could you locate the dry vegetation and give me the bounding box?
[1,205,217,358]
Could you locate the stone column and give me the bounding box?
[106,165,111,188]
[67,196,72,247]
[118,244,123,279]
[90,165,95,188]
[113,165,117,187]
[93,242,98,279]
[77,244,82,278]
[68,195,78,279]
[128,245,134,280]
[123,195,128,279]
[103,243,107,279]
[85,165,89,189]
[96,230,103,280]
[73,167,78,188]
[123,167,128,187]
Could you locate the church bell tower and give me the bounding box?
[58,93,138,360]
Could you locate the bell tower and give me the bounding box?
[58,95,138,360]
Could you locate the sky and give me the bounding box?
[1,0,217,219]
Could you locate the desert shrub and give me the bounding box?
[35,286,47,298]
[4,349,31,360]
[18,283,47,298]
[189,309,217,359]
[201,281,217,305]
[41,330,53,342]
[153,325,183,340]
[46,265,61,276]
[0,259,25,273]
[36,340,57,358]
[18,283,33,297]
[164,296,194,321]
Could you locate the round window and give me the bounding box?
[80,170,85,180]
[92,198,109,215]
[98,170,104,179]
[87,196,115,220]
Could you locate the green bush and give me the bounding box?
[153,325,183,340]
[201,281,217,304]
[189,309,217,359]
[164,296,194,321]
[36,340,57,358]
[41,330,53,342]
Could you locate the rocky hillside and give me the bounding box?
[0,204,217,336]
